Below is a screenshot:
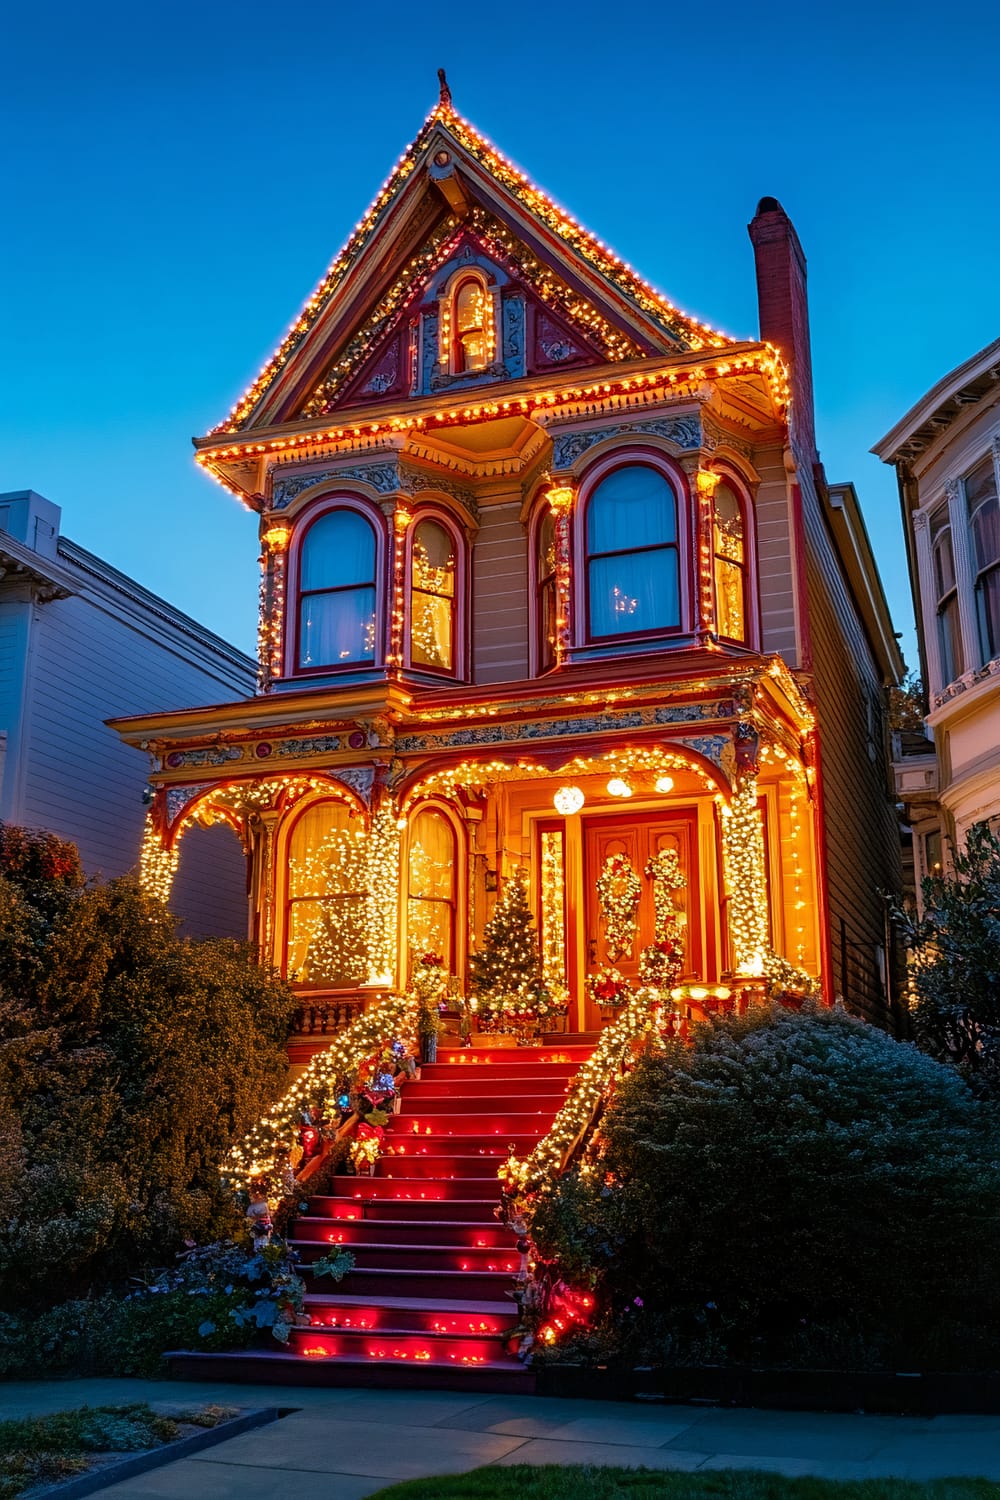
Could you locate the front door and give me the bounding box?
[583,810,700,1029]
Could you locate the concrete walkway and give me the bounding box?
[4,1378,1000,1498]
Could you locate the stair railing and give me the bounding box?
[223,990,417,1201]
[500,991,664,1207]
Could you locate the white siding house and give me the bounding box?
[0,489,256,937]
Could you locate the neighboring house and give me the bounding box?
[873,338,1000,889]
[112,97,903,1027]
[0,488,256,936]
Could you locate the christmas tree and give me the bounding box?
[470,868,543,1020]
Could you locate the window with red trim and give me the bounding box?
[297,509,377,670]
[409,519,457,672]
[585,464,680,640]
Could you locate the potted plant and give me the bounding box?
[412,951,447,1063]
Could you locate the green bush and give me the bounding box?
[0,1239,306,1379]
[0,823,296,1310]
[531,1006,1000,1370]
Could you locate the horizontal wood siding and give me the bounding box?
[799,475,901,1026]
[18,593,253,934]
[753,447,799,662]
[473,502,529,683]
[172,820,249,939]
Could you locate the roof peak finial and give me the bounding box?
[437,67,452,109]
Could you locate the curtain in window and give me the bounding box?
[286,801,368,986]
[967,457,1000,661]
[298,509,377,668]
[586,465,679,639]
[407,808,456,971]
[931,506,963,683]
[410,520,456,671]
[713,482,747,642]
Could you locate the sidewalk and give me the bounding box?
[4,1378,1000,1498]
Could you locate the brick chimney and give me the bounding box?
[748,197,817,462]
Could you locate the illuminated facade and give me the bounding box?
[875,338,1000,887]
[112,96,903,1025]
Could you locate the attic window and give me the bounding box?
[453,277,492,373]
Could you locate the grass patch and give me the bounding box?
[365,1467,999,1500]
[0,1401,238,1499]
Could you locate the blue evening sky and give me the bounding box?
[5,0,998,669]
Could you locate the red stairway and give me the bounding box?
[171,1035,595,1391]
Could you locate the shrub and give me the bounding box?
[531,1006,1000,1370]
[0,1239,306,1379]
[0,824,296,1308]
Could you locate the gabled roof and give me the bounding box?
[208,99,740,438]
[872,336,1000,465]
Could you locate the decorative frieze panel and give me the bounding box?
[271,458,479,522]
[550,414,703,470]
[394,698,736,755]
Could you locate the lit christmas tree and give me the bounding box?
[470,868,544,1028]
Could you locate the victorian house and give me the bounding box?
[112,95,903,1028]
[875,338,1000,892]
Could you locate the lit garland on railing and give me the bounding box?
[500,990,663,1201]
[223,991,416,1198]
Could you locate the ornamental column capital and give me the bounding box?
[543,478,576,516]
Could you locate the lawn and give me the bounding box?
[365,1467,998,1500]
[0,1402,238,1499]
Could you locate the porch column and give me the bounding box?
[249,807,281,962]
[138,795,179,903]
[720,750,771,976]
[259,520,291,691]
[365,787,402,986]
[544,479,575,665]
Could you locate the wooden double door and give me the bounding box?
[583,810,700,1028]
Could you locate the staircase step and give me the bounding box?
[328,1176,504,1201]
[412,1074,575,1096]
[294,1238,521,1275]
[301,1294,512,1334]
[399,1094,565,1114]
[290,1325,506,1365]
[301,1264,518,1300]
[374,1155,506,1180]
[381,1134,536,1156]
[165,1348,534,1394]
[307,1195,501,1223]
[297,1218,515,1249]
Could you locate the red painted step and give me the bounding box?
[170,1034,595,1391]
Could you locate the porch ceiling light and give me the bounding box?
[655,775,675,794]
[553,786,585,815]
[606,777,632,798]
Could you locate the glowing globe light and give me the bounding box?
[553,786,585,815]
[655,775,675,794]
[606,777,632,798]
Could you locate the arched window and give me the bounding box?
[409,519,457,672]
[453,277,491,373]
[931,504,963,684]
[585,464,680,640]
[297,508,377,669]
[536,508,558,671]
[407,808,457,973]
[713,482,748,643]
[286,800,367,987]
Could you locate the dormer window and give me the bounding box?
[452,276,493,374]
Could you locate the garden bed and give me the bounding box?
[536,1364,1000,1415]
[0,1402,280,1499]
